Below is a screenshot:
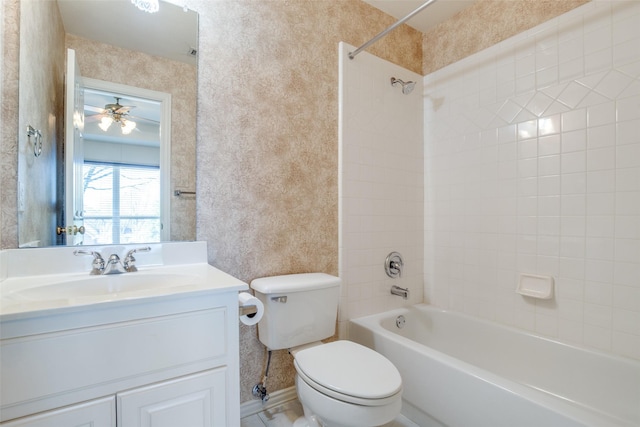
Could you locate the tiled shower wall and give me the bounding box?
[424,1,640,360]
[339,43,424,336]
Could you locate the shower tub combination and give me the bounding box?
[349,304,640,427]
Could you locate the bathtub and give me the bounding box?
[349,304,640,427]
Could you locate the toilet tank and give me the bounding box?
[250,273,341,350]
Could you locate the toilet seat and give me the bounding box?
[293,340,402,406]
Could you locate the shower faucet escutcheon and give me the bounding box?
[385,251,404,278]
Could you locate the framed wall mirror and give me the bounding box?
[17,0,198,248]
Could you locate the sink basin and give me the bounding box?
[12,272,201,301]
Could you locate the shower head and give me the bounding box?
[390,77,416,95]
[403,81,416,95]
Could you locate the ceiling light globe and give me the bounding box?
[122,120,137,135]
[99,116,113,132]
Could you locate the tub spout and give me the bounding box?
[391,285,409,300]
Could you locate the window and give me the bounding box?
[82,162,161,244]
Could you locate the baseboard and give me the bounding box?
[240,386,298,418]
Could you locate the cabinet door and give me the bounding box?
[118,369,226,427]
[1,396,115,427]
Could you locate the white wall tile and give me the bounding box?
[587,169,615,193]
[562,150,587,173]
[561,172,587,194]
[561,236,586,258]
[561,108,587,132]
[587,125,616,150]
[585,281,613,305]
[616,143,640,168]
[340,43,424,327]
[423,1,640,360]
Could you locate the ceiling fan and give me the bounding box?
[86,97,138,135]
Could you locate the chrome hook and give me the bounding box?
[26,125,43,157]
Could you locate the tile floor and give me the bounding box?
[240,399,419,427]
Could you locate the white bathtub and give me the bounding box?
[349,304,640,427]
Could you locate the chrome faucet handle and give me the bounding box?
[73,250,105,275]
[385,252,404,278]
[123,246,151,272]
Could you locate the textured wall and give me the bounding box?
[191,0,422,404]
[1,0,20,249]
[17,0,65,248]
[66,35,197,242]
[422,0,590,74]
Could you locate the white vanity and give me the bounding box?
[0,242,248,426]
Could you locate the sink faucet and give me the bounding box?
[103,254,126,275]
[74,246,151,275]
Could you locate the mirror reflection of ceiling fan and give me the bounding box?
[85,96,160,136]
[100,97,136,134]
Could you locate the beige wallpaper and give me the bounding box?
[17,0,65,247]
[1,0,587,407]
[1,0,20,249]
[191,0,422,403]
[422,0,590,74]
[66,35,198,242]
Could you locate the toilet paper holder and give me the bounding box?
[239,304,258,317]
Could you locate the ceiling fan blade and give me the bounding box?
[127,114,160,124]
[84,105,105,113]
[115,106,133,114]
[84,114,103,123]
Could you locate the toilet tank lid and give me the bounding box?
[251,273,340,294]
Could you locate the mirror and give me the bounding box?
[17,0,198,248]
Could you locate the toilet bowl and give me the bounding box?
[250,273,403,427]
[292,340,402,427]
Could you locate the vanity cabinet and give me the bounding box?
[2,368,227,427]
[1,397,116,427]
[3,369,226,427]
[1,242,248,427]
[118,368,226,426]
[1,291,242,426]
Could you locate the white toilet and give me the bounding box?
[250,273,402,427]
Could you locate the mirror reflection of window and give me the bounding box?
[82,163,161,244]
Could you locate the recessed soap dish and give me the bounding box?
[517,273,554,299]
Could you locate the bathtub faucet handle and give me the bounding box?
[385,252,404,278]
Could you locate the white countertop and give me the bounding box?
[0,242,248,320]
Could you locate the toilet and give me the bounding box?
[250,273,402,427]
